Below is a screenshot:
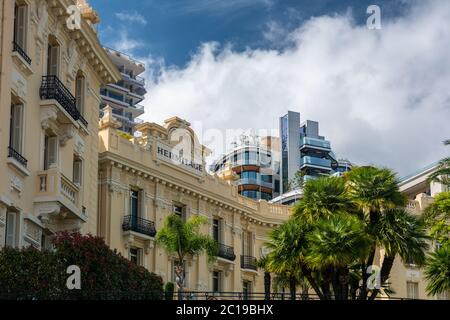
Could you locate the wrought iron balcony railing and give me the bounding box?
[217,243,236,261]
[8,146,28,167]
[240,255,257,271]
[40,76,88,127]
[122,215,156,237]
[12,41,31,65]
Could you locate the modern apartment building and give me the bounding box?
[0,0,120,249]
[100,47,146,134]
[98,109,291,293]
[210,136,281,201]
[280,111,350,194]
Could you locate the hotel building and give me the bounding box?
[98,109,291,293]
[100,48,146,134]
[210,136,281,201]
[0,0,120,249]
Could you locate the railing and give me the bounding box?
[170,291,416,301]
[12,41,32,65]
[218,243,236,261]
[300,156,332,169]
[60,175,79,206]
[241,255,257,271]
[301,137,331,149]
[40,76,88,126]
[37,169,80,209]
[122,215,156,237]
[8,146,28,167]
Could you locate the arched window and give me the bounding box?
[75,71,85,114]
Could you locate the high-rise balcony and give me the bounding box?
[240,255,257,271]
[217,243,236,261]
[40,76,88,127]
[122,215,156,238]
[300,137,331,150]
[300,156,332,169]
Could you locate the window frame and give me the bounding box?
[13,2,28,52]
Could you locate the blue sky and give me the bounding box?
[90,0,450,175]
[91,0,409,67]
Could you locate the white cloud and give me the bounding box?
[109,29,144,54]
[142,0,450,175]
[115,11,148,25]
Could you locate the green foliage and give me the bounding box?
[427,140,450,187]
[156,214,218,264]
[425,243,450,296]
[164,282,175,300]
[262,166,429,300]
[305,214,371,270]
[0,232,163,300]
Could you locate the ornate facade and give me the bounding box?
[0,0,120,249]
[98,107,291,293]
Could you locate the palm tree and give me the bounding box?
[425,243,450,296]
[427,139,450,187]
[293,176,350,223]
[424,191,450,296]
[156,214,218,299]
[305,214,372,300]
[344,166,406,299]
[256,256,272,300]
[264,218,318,300]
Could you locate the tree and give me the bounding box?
[427,139,450,187]
[263,218,314,300]
[424,191,450,296]
[156,214,217,299]
[286,171,428,300]
[344,166,408,299]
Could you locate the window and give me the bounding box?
[5,212,17,248]
[130,189,140,219]
[129,248,141,265]
[10,102,24,154]
[212,218,221,242]
[75,72,85,114]
[407,282,418,299]
[243,281,252,300]
[212,271,221,293]
[173,203,186,220]
[41,234,54,251]
[14,2,28,51]
[242,231,252,256]
[47,39,59,76]
[44,135,58,170]
[73,156,82,186]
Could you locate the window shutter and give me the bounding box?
[75,76,84,113]
[11,104,23,153]
[47,136,58,167]
[73,159,82,186]
[48,45,59,76]
[15,5,27,49]
[6,212,17,247]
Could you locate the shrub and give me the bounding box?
[0,232,163,300]
[164,282,175,300]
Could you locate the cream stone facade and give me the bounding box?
[0,0,120,249]
[387,164,449,300]
[98,108,291,294]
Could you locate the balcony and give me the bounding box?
[8,146,28,168]
[12,41,31,65]
[34,168,86,225]
[300,137,331,150]
[40,76,87,127]
[217,243,236,261]
[300,156,332,169]
[122,215,156,237]
[241,255,257,271]
[238,178,260,186]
